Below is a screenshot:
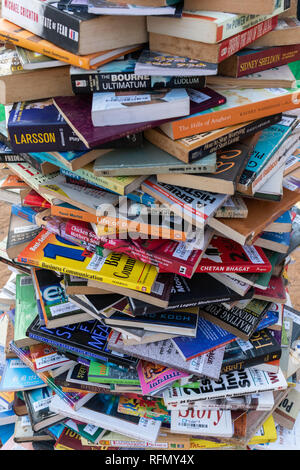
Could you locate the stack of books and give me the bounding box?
[0,0,299,452]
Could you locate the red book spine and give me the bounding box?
[235,44,300,77]
[217,16,278,63]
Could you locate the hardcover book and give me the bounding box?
[17,230,158,294]
[200,299,270,341]
[26,315,139,369]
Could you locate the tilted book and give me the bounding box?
[14,275,39,349]
[6,212,42,260]
[162,368,288,405]
[17,230,158,294]
[136,360,189,396]
[26,316,138,369]
[0,358,46,392]
[141,176,228,228]
[144,114,282,164]
[87,360,140,386]
[159,87,300,140]
[107,331,225,380]
[147,5,285,44]
[93,141,217,177]
[23,387,63,432]
[200,299,270,341]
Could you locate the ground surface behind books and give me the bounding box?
[0,172,299,307]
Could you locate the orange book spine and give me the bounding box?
[0,18,96,69]
[169,90,300,139]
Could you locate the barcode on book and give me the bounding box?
[243,245,264,264]
[87,254,107,272]
[32,397,52,412]
[179,419,208,429]
[49,301,80,317]
[172,242,193,261]
[35,353,68,370]
[83,424,99,436]
[151,281,164,296]
[20,276,33,286]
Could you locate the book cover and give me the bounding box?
[144,114,282,164]
[221,328,282,374]
[91,88,190,127]
[141,176,228,228]
[11,204,46,225]
[87,360,140,385]
[107,331,225,380]
[1,0,147,55]
[93,141,217,177]
[23,386,62,432]
[6,212,42,260]
[128,273,253,315]
[238,114,298,189]
[0,358,45,392]
[136,360,189,396]
[196,235,272,274]
[26,315,139,369]
[200,299,270,341]
[29,343,73,373]
[219,44,300,78]
[255,230,291,253]
[70,58,206,94]
[32,268,92,328]
[159,87,300,140]
[0,18,145,69]
[50,393,162,444]
[157,140,253,195]
[17,230,158,294]
[117,396,170,424]
[170,409,233,437]
[163,368,288,405]
[147,4,285,43]
[172,316,236,361]
[14,275,39,348]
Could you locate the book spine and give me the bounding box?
[168,89,300,140]
[0,153,26,163]
[50,205,100,224]
[217,16,278,63]
[8,122,86,154]
[2,0,83,54]
[233,44,300,77]
[71,72,206,94]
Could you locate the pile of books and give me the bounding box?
[0,0,299,452]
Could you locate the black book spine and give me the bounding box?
[71,73,206,94]
[0,153,26,163]
[188,113,283,162]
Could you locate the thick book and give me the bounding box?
[107,331,225,380]
[87,360,140,386]
[157,140,253,196]
[70,58,206,94]
[149,16,278,63]
[208,186,300,246]
[220,328,282,374]
[93,141,217,177]
[162,368,287,405]
[14,275,39,349]
[147,5,285,44]
[265,209,292,232]
[144,113,282,164]
[0,19,144,70]
[26,316,138,369]
[128,273,254,315]
[52,93,222,149]
[23,387,63,432]
[195,235,273,274]
[17,230,158,294]
[159,86,300,140]
[183,0,286,14]
[248,17,300,48]
[0,46,73,105]
[1,0,148,55]
[32,268,92,328]
[199,299,270,341]
[141,177,228,228]
[6,212,41,260]
[172,316,236,361]
[219,44,300,78]
[50,394,161,444]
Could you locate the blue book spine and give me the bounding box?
[260,231,291,246]
[11,204,39,225]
